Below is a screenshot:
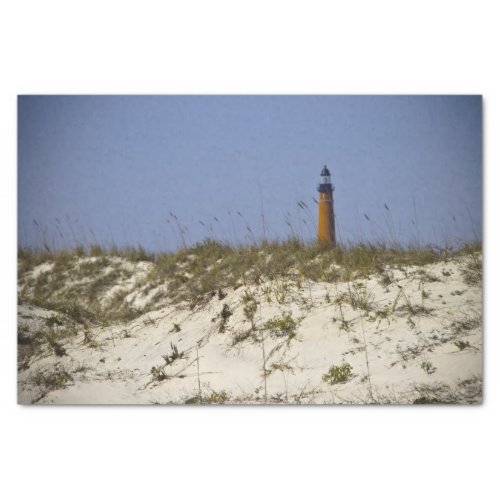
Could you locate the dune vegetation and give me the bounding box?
[17,237,482,404]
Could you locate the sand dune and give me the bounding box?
[17,252,482,404]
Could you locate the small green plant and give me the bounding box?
[347,282,373,311]
[185,390,229,404]
[161,342,184,365]
[322,363,353,385]
[31,367,73,401]
[461,251,482,286]
[74,363,90,373]
[152,345,184,382]
[332,294,352,331]
[420,361,435,374]
[45,315,64,327]
[241,289,258,329]
[454,340,471,351]
[263,314,297,338]
[273,280,290,304]
[151,365,168,382]
[206,390,228,404]
[262,285,272,303]
[45,330,66,357]
[219,303,232,332]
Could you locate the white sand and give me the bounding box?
[17,256,482,404]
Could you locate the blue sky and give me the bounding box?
[18,95,482,250]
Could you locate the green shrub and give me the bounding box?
[151,365,168,382]
[322,363,353,385]
[420,361,435,374]
[185,390,228,405]
[218,303,232,332]
[461,252,482,286]
[241,290,258,328]
[263,314,297,338]
[347,282,373,311]
[32,368,73,393]
[454,340,471,351]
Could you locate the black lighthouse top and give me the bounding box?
[317,165,333,193]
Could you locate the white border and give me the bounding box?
[1,1,498,499]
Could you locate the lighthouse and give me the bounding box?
[317,165,336,245]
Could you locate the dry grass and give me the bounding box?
[411,376,482,404]
[18,238,480,323]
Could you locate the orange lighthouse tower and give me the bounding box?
[317,165,336,245]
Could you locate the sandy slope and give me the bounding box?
[17,257,482,404]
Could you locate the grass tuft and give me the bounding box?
[322,363,353,385]
[263,314,297,338]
